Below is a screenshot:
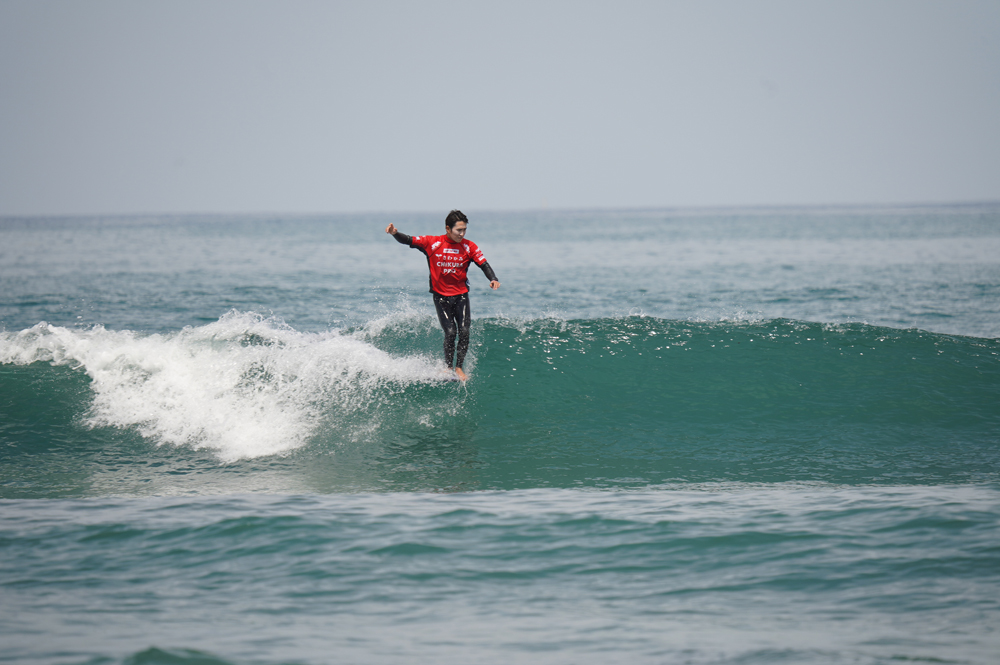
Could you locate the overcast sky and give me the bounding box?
[1,0,999,216]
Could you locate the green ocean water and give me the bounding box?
[2,315,998,496]
[1,206,999,664]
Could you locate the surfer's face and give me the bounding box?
[446,221,467,243]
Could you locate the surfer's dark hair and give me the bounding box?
[445,210,468,228]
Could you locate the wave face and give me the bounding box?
[2,312,997,497]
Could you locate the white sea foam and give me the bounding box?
[0,311,452,461]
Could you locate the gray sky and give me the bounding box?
[2,0,999,216]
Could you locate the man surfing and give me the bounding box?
[386,210,500,381]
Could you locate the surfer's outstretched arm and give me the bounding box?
[385,224,413,246]
[479,261,500,290]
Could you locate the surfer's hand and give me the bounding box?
[490,280,500,290]
[385,224,398,235]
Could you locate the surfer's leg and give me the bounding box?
[433,293,458,368]
[454,294,471,369]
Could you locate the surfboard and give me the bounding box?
[429,372,462,383]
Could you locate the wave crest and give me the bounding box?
[0,311,458,461]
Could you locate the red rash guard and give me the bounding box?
[410,234,488,296]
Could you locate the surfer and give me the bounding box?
[386,210,500,381]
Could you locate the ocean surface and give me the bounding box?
[1,205,999,664]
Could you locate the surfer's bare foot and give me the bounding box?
[454,367,468,381]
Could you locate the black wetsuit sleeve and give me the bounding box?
[392,232,414,246]
[479,261,498,282]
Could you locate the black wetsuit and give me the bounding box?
[393,232,498,369]
[433,292,472,370]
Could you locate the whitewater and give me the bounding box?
[2,206,999,664]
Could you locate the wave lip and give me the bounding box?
[0,311,453,461]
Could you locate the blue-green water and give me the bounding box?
[2,206,999,664]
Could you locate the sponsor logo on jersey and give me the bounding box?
[443,248,460,254]
[430,241,441,250]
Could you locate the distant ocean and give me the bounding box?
[2,206,999,664]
